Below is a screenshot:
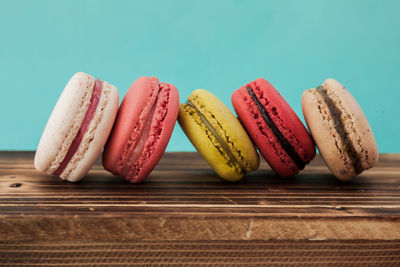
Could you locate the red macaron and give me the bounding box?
[232,78,315,177]
[102,76,179,183]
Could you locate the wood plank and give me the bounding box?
[0,240,399,266]
[0,152,400,242]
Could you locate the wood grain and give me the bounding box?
[1,152,400,264]
[1,240,399,266]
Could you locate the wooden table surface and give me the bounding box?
[1,151,399,266]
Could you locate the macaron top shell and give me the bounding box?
[179,89,259,181]
[302,78,378,181]
[34,72,119,182]
[103,76,179,183]
[232,78,315,178]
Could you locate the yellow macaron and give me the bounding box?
[178,89,259,181]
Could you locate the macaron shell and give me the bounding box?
[103,76,159,171]
[302,90,350,179]
[179,89,259,181]
[179,104,242,181]
[35,72,119,182]
[102,77,179,183]
[302,79,378,181]
[232,88,297,177]
[232,78,315,178]
[193,90,259,173]
[132,83,179,181]
[323,79,378,170]
[66,82,119,182]
[35,72,95,174]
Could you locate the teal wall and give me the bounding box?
[0,0,399,152]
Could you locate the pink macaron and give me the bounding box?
[35,72,119,182]
[232,78,316,177]
[102,76,179,183]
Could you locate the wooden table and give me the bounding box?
[1,152,399,265]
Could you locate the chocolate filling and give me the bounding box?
[316,86,363,173]
[53,79,103,176]
[186,100,245,174]
[245,86,305,170]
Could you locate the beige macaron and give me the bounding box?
[302,79,378,181]
[34,72,119,182]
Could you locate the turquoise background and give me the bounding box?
[0,0,399,152]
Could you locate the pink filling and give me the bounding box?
[53,79,103,176]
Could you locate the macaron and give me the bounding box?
[34,72,119,182]
[178,89,259,181]
[232,78,316,178]
[102,76,179,183]
[302,78,378,181]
